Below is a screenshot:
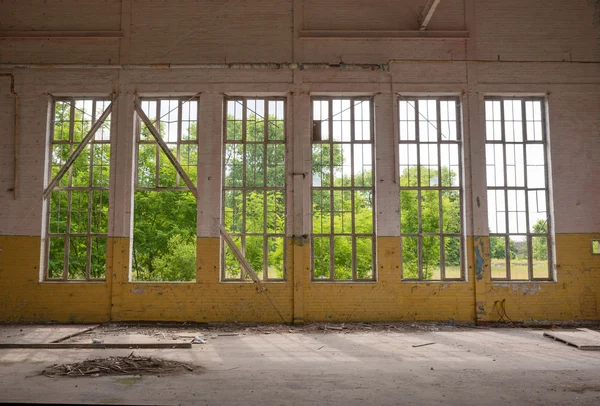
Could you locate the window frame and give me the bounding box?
[135,97,200,191]
[44,96,113,282]
[310,96,377,282]
[485,96,553,281]
[397,95,466,281]
[221,96,288,282]
[132,96,200,282]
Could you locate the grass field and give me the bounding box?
[491,258,549,279]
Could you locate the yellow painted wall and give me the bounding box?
[0,234,598,323]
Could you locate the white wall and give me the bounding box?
[0,0,599,237]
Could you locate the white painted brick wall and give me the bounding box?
[0,0,598,236]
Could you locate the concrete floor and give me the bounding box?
[1,325,600,405]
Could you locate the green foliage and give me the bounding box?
[132,190,197,281]
[399,166,461,279]
[47,101,110,280]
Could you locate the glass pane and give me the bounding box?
[442,190,461,233]
[137,144,156,187]
[267,237,285,279]
[246,99,265,142]
[354,190,373,234]
[418,100,437,142]
[245,191,265,234]
[526,144,546,188]
[268,100,285,141]
[68,236,87,280]
[356,237,373,279]
[69,190,89,234]
[245,143,265,187]
[71,145,91,187]
[400,190,419,233]
[444,237,461,278]
[421,190,440,233]
[353,144,372,187]
[48,237,65,279]
[224,237,242,279]
[485,144,504,187]
[312,190,331,234]
[419,144,439,187]
[402,236,418,279]
[54,102,71,141]
[490,236,507,279]
[73,100,93,143]
[95,101,111,141]
[354,100,371,141]
[226,111,243,141]
[399,144,418,186]
[505,143,525,187]
[312,144,331,187]
[91,190,109,233]
[180,144,198,186]
[509,235,528,280]
[140,101,157,141]
[266,191,285,234]
[246,235,264,279]
[507,190,527,234]
[528,190,547,233]
[224,190,243,233]
[333,144,352,187]
[90,237,106,279]
[51,144,71,187]
[266,144,285,187]
[181,100,198,141]
[313,237,330,279]
[160,100,179,143]
[224,143,243,187]
[92,144,111,187]
[532,236,549,279]
[440,144,460,187]
[333,190,352,234]
[333,236,352,280]
[49,190,68,234]
[422,236,441,280]
[158,150,177,187]
[440,100,457,141]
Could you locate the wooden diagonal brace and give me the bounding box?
[43,100,115,199]
[419,0,441,31]
[216,220,260,283]
[134,101,198,199]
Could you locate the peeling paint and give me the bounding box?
[511,284,541,295]
[474,237,485,280]
[131,287,146,294]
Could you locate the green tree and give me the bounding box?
[532,219,548,260]
[399,166,461,279]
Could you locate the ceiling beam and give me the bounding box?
[419,0,442,31]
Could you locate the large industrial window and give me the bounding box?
[45,98,112,281]
[133,98,199,282]
[398,97,464,281]
[485,98,552,280]
[311,97,375,281]
[222,97,286,281]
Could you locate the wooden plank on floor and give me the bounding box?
[544,329,600,351]
[0,343,192,349]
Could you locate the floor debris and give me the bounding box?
[41,354,198,377]
[412,342,436,348]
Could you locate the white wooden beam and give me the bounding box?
[419,0,442,31]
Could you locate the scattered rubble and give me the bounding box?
[41,353,198,377]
